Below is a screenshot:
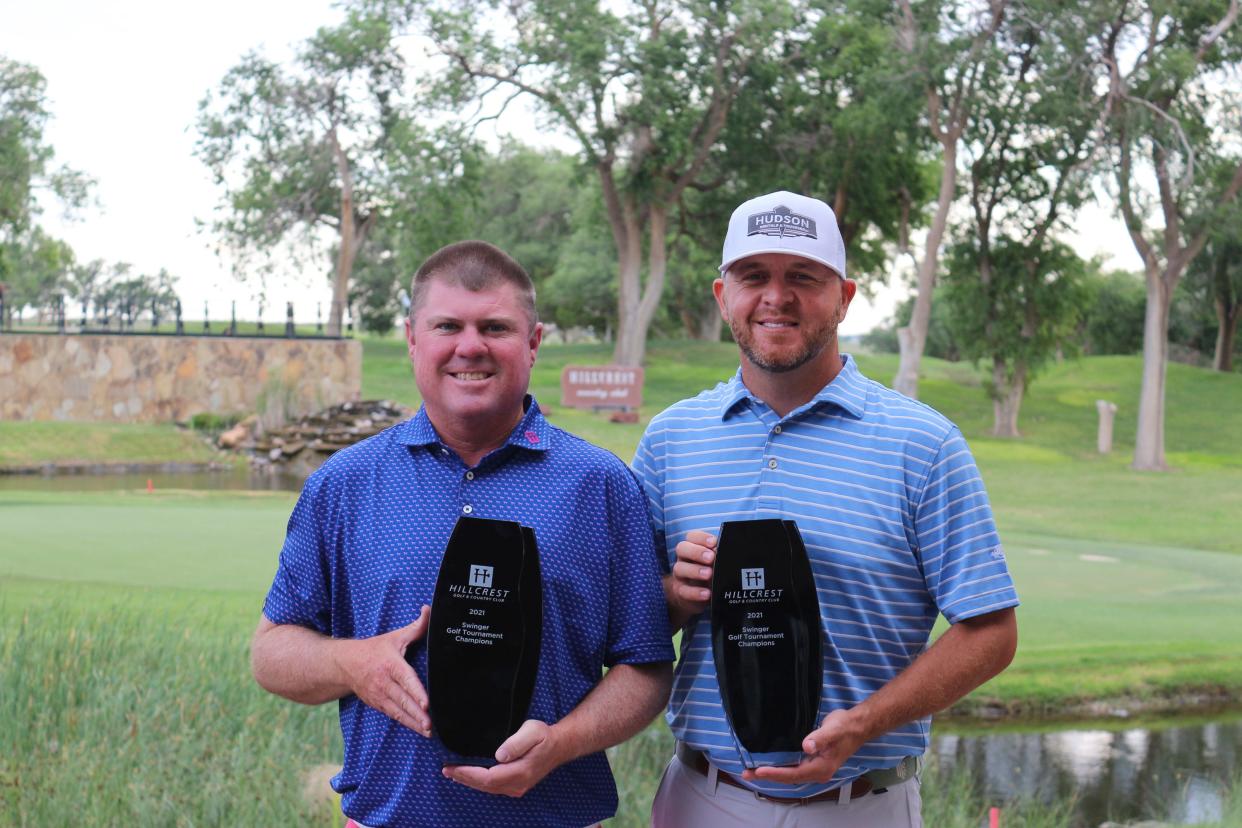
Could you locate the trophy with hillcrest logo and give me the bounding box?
[424,516,542,765]
[710,519,822,768]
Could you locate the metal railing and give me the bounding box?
[0,294,353,339]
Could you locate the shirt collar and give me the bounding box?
[398,394,551,453]
[719,354,867,421]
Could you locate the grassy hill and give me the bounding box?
[363,335,1242,555]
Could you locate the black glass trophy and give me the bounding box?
[710,519,822,768]
[424,516,543,765]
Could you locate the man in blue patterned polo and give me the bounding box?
[633,191,1019,827]
[252,240,674,828]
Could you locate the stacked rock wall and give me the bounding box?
[0,333,362,423]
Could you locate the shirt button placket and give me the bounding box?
[462,470,475,515]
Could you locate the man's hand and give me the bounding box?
[330,605,433,737]
[443,719,565,797]
[741,708,865,785]
[664,530,717,629]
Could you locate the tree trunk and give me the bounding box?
[681,298,724,341]
[1214,297,1239,372]
[991,357,1024,438]
[894,141,957,399]
[1133,271,1172,470]
[612,205,669,366]
[329,130,353,338]
[698,305,723,341]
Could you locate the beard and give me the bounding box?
[729,313,839,374]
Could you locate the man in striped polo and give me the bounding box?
[633,191,1019,827]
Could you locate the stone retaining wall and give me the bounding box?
[0,333,362,423]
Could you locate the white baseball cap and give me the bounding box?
[719,190,846,278]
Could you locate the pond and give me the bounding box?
[934,713,1242,826]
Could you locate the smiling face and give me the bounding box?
[714,252,855,375]
[407,277,542,444]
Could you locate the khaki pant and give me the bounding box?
[651,755,922,828]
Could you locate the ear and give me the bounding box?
[712,277,728,319]
[838,278,857,321]
[528,322,543,365]
[405,316,417,360]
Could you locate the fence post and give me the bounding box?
[285,302,296,337]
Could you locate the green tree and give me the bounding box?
[944,239,1088,436]
[1181,201,1242,372]
[1092,0,1242,468]
[945,0,1099,436]
[892,0,1007,399]
[544,183,619,339]
[96,266,179,329]
[377,0,797,365]
[0,57,92,239]
[1079,268,1146,356]
[195,11,473,336]
[0,227,73,324]
[1,56,93,324]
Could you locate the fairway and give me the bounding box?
[5,489,1242,712]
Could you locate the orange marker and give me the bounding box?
[147,478,153,493]
[989,806,1000,828]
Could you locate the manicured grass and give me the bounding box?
[0,420,227,468]
[4,486,1242,824]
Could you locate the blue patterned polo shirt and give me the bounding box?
[632,355,1019,799]
[263,397,674,827]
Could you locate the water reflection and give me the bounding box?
[934,715,1241,826]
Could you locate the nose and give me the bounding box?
[454,325,488,358]
[759,277,794,308]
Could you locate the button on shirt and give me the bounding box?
[264,397,674,828]
[632,356,1019,799]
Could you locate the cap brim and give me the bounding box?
[719,248,845,278]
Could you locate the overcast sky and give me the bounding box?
[2,1,1139,335]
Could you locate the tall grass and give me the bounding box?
[0,587,339,825]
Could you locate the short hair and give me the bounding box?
[408,241,537,331]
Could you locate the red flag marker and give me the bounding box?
[147,478,153,493]
[989,806,1000,828]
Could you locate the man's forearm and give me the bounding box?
[851,607,1018,742]
[548,661,673,765]
[663,573,700,631]
[251,618,354,705]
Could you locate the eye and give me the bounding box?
[434,321,460,332]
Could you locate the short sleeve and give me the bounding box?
[631,424,669,567]
[262,471,334,634]
[603,467,675,666]
[914,428,1020,624]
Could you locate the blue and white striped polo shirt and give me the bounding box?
[632,355,1019,798]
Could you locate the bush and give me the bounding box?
[188,412,242,433]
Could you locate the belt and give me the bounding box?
[675,742,918,805]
